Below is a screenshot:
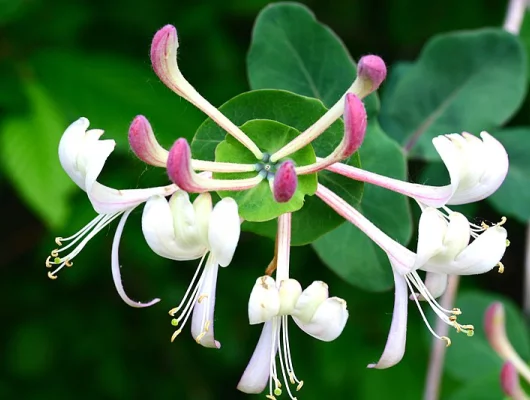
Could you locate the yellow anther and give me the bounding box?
[481,221,489,230]
[265,395,276,400]
[170,329,182,342]
[451,308,462,315]
[497,262,504,274]
[289,373,295,385]
[498,216,507,226]
[449,315,457,322]
[441,336,451,347]
[204,320,211,332]
[198,294,208,303]
[168,307,178,316]
[55,237,63,246]
[47,271,57,280]
[45,256,53,268]
[65,259,73,267]
[195,332,207,344]
[296,381,304,391]
[461,324,474,331]
[51,249,59,257]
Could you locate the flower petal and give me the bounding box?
[368,266,408,369]
[58,117,90,190]
[248,276,281,325]
[414,207,447,269]
[237,321,275,394]
[291,281,328,324]
[128,115,169,167]
[141,195,206,260]
[191,254,221,348]
[208,197,240,267]
[294,297,348,341]
[111,208,160,308]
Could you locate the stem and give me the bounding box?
[275,213,292,281]
[191,159,257,173]
[504,0,528,34]
[423,275,460,400]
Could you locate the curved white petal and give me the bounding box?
[88,182,177,214]
[291,281,328,324]
[58,117,91,190]
[82,136,116,193]
[237,321,275,394]
[193,193,212,247]
[141,195,206,260]
[420,272,448,300]
[111,208,160,308]
[169,191,204,248]
[191,254,221,348]
[294,297,348,342]
[422,226,507,275]
[248,276,281,325]
[432,135,462,199]
[278,278,302,316]
[208,197,240,267]
[368,266,408,369]
[414,208,446,269]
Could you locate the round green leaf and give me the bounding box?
[380,28,527,159]
[215,119,317,221]
[247,2,378,115]
[191,89,363,245]
[313,121,412,291]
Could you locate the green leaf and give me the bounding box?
[0,81,76,229]
[447,372,504,400]
[215,119,317,221]
[191,89,363,244]
[488,128,530,222]
[31,50,205,152]
[313,121,412,291]
[444,290,530,382]
[247,2,378,116]
[380,29,527,159]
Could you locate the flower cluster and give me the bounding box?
[45,24,510,398]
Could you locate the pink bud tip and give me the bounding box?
[167,138,200,192]
[357,55,387,92]
[500,361,520,396]
[128,116,168,167]
[273,161,298,203]
[342,93,367,156]
[150,25,179,86]
[484,302,505,345]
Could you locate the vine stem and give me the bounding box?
[423,275,461,400]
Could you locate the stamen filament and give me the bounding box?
[169,254,207,315]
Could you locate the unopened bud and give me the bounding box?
[167,138,201,192]
[484,302,507,355]
[342,93,367,157]
[273,160,298,203]
[150,25,186,96]
[248,276,280,324]
[128,115,169,167]
[500,361,522,397]
[357,55,387,93]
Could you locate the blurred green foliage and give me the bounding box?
[1,0,529,399]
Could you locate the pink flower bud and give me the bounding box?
[273,161,298,203]
[150,25,185,96]
[128,115,168,167]
[357,55,387,93]
[167,138,204,192]
[484,302,507,355]
[342,93,367,157]
[500,361,521,397]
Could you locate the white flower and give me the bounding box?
[47,118,176,308]
[237,213,348,399]
[143,193,240,347]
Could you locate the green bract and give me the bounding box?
[191,89,363,245]
[214,119,317,222]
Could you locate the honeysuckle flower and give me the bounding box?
[500,362,529,400]
[142,192,240,347]
[316,183,508,368]
[46,117,180,307]
[237,213,348,399]
[485,303,530,385]
[326,131,508,208]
